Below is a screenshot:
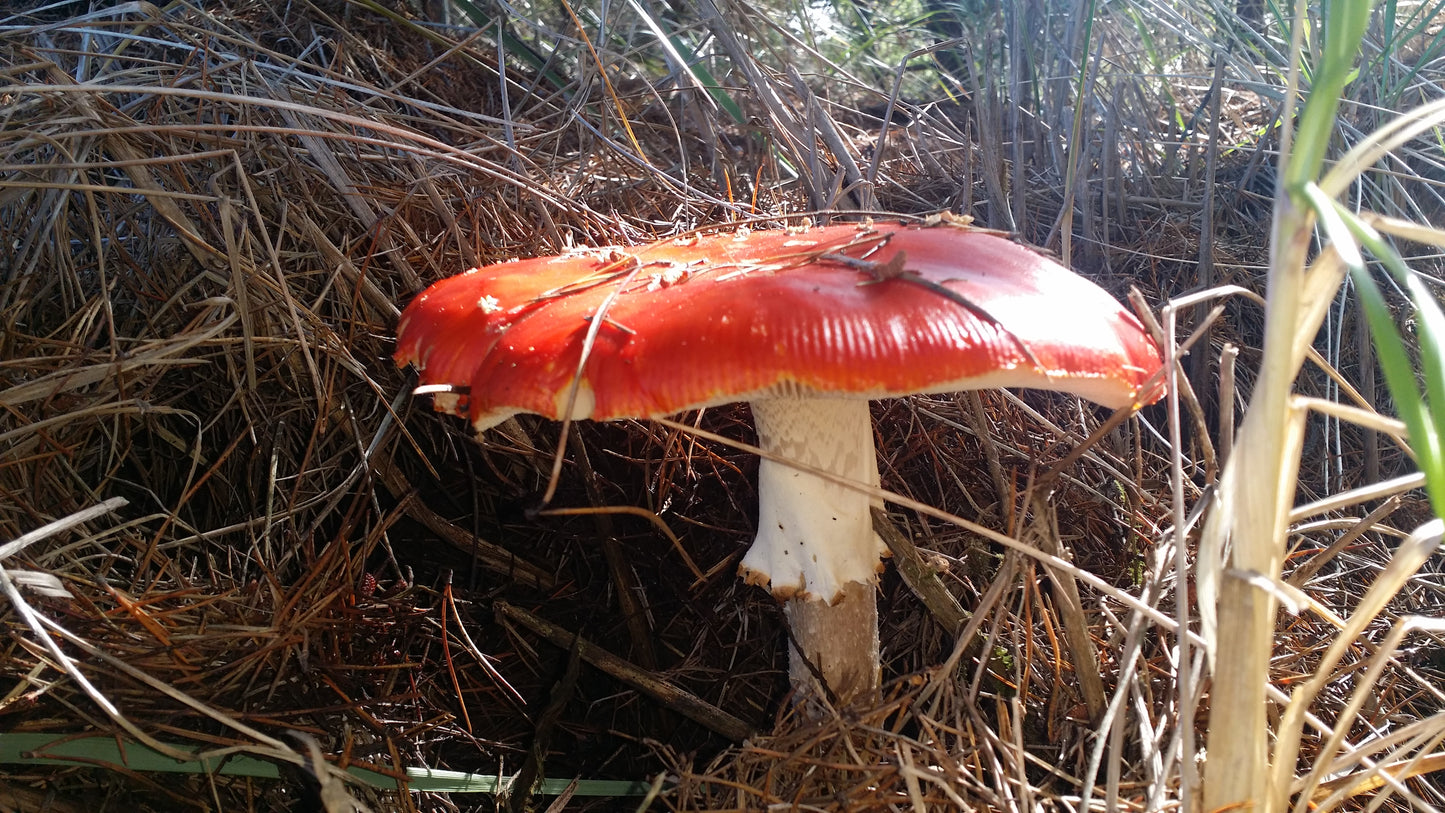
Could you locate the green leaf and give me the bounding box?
[1352,267,1429,454]
[1288,0,1379,189]
[451,0,571,93]
[1344,211,1445,517]
[665,35,746,124]
[1400,270,1445,515]
[1303,183,1364,269]
[1325,0,1374,66]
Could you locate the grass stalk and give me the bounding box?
[1201,1,1373,810]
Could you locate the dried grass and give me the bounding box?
[1,0,1442,811]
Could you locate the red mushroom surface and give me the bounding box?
[395,219,1164,706]
[397,222,1159,427]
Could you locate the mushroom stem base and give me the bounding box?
[784,580,880,707]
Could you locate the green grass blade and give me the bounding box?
[622,0,744,123]
[1399,270,1445,513]
[1349,261,1441,501]
[1302,183,1364,269]
[662,37,746,123]
[1351,264,1426,439]
[450,0,571,93]
[0,733,657,797]
[1287,0,1375,189]
[1336,205,1445,516]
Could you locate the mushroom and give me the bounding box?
[394,219,1163,707]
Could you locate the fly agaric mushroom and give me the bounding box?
[395,219,1163,707]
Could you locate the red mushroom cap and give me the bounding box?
[394,221,1163,429]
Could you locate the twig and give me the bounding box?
[495,601,753,742]
[871,508,968,635]
[371,449,554,590]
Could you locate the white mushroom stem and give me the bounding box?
[740,397,888,704]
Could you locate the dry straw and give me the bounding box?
[1,0,1442,811]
